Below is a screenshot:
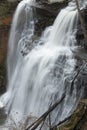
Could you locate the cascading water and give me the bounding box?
[0,0,86,129]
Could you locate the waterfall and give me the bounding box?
[7,0,35,83]
[0,0,85,129]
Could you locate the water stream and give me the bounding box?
[0,0,86,129]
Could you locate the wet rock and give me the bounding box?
[72,47,87,99]
[57,99,87,130]
[74,100,87,130]
[32,0,68,35]
[0,27,8,95]
[0,108,7,125]
[76,8,87,47]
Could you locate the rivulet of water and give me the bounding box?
[0,0,86,129]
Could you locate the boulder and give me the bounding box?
[57,99,87,130]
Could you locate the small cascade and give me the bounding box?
[0,0,86,129]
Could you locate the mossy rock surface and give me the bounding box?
[57,99,87,130]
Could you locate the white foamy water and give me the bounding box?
[0,0,85,129]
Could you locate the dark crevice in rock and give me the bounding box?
[31,1,68,35]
